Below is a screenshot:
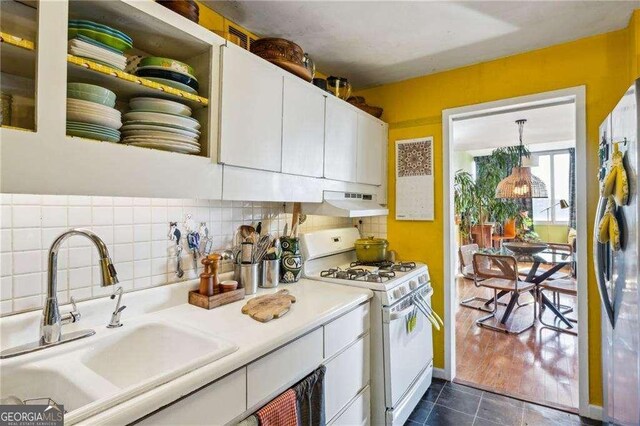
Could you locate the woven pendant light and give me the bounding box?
[495,119,548,199]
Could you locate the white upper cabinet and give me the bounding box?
[219,44,283,172]
[324,96,358,182]
[356,113,387,186]
[281,76,326,177]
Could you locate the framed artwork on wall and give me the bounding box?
[395,137,434,221]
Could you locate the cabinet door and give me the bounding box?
[356,114,386,185]
[220,44,283,172]
[247,328,324,409]
[325,335,370,421]
[136,368,246,425]
[282,76,325,177]
[324,97,357,182]
[329,386,370,426]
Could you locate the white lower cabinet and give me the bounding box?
[247,328,324,409]
[136,368,246,426]
[132,302,370,425]
[329,386,371,426]
[325,334,370,422]
[324,303,370,359]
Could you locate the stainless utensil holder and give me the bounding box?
[240,263,259,295]
[260,259,280,288]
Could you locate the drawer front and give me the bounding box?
[324,303,370,359]
[247,328,324,408]
[136,368,246,426]
[325,335,370,421]
[329,386,370,426]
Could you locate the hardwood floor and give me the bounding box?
[455,276,579,412]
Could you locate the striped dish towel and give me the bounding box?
[257,389,298,426]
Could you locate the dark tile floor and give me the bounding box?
[406,379,602,426]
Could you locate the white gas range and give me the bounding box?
[301,228,435,426]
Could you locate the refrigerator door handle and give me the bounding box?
[594,195,616,327]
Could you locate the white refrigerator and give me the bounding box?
[595,79,639,425]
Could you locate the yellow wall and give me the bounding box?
[356,11,640,406]
[535,224,570,244]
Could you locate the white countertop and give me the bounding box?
[63,279,372,425]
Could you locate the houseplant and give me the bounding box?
[454,146,529,247]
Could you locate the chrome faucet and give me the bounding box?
[42,229,119,343]
[107,287,126,328]
[0,229,118,359]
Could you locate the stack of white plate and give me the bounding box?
[67,97,122,142]
[121,97,201,154]
[68,37,128,71]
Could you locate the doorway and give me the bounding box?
[441,87,589,416]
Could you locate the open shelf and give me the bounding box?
[1,33,36,79]
[67,55,209,108]
[1,0,38,131]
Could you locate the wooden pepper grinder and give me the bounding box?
[208,253,222,295]
[199,257,213,296]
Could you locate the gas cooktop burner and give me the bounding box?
[381,262,417,272]
[320,267,397,282]
[350,260,394,269]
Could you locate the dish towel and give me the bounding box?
[256,389,298,426]
[293,365,326,426]
[237,414,259,426]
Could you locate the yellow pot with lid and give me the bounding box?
[354,237,389,263]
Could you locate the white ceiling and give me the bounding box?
[203,0,638,88]
[453,101,575,155]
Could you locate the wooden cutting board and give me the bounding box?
[241,289,296,322]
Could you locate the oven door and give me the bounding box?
[382,290,434,408]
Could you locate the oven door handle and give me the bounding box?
[418,293,444,327]
[414,297,440,331]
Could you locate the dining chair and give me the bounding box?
[538,278,578,335]
[472,253,536,334]
[491,218,516,249]
[459,244,507,312]
[458,243,479,280]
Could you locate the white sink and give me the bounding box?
[81,321,238,389]
[0,320,238,424]
[1,367,97,412]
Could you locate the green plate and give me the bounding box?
[67,120,121,137]
[69,20,132,44]
[67,127,120,143]
[139,57,195,78]
[68,27,132,52]
[67,83,116,107]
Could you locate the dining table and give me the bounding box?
[480,247,575,328]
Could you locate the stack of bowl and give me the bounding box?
[68,20,132,70]
[156,0,199,23]
[67,83,121,143]
[133,57,199,95]
[121,96,201,154]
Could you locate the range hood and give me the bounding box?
[301,191,389,218]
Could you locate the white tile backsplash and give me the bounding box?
[354,216,388,239]
[0,195,361,316]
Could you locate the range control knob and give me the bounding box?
[399,286,407,296]
[409,280,418,290]
[418,274,427,284]
[393,288,403,299]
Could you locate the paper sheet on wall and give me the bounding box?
[395,137,434,221]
